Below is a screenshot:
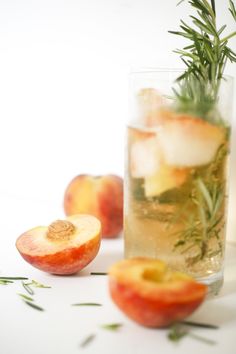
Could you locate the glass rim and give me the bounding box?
[129,67,234,81]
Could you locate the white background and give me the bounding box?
[0,3,236,354]
[0,0,235,239]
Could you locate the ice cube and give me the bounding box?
[130,137,161,178]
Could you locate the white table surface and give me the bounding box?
[0,195,236,354]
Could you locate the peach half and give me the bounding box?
[16,214,101,275]
[108,258,207,328]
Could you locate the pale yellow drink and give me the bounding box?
[124,82,231,294]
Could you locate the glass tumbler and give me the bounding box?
[124,69,234,295]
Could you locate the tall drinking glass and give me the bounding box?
[124,69,234,295]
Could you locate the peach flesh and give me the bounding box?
[16,214,101,275]
[109,258,208,328]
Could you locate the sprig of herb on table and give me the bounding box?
[169,0,236,122]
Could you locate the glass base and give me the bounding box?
[196,271,224,297]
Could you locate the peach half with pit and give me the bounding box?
[64,174,123,239]
[108,258,207,328]
[16,214,101,275]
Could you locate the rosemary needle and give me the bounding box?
[0,277,28,280]
[72,303,102,307]
[80,333,96,348]
[18,293,34,302]
[29,280,51,288]
[181,320,219,329]
[189,332,217,345]
[90,272,107,276]
[22,281,34,295]
[24,300,44,312]
[100,323,123,331]
[0,280,14,285]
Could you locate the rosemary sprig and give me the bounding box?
[71,303,102,307]
[170,0,236,121]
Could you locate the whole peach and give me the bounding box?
[64,174,123,238]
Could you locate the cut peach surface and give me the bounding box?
[16,214,101,275]
[109,258,207,328]
[144,165,188,197]
[158,114,225,167]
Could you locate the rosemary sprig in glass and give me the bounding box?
[170,0,236,122]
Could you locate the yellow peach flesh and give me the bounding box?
[16,214,101,257]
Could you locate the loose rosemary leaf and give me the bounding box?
[181,320,219,329]
[90,272,107,276]
[18,293,34,302]
[71,303,102,307]
[24,300,44,312]
[0,280,14,285]
[0,277,28,280]
[100,323,123,331]
[22,281,34,295]
[189,332,217,345]
[229,0,236,20]
[80,334,96,348]
[29,280,51,288]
